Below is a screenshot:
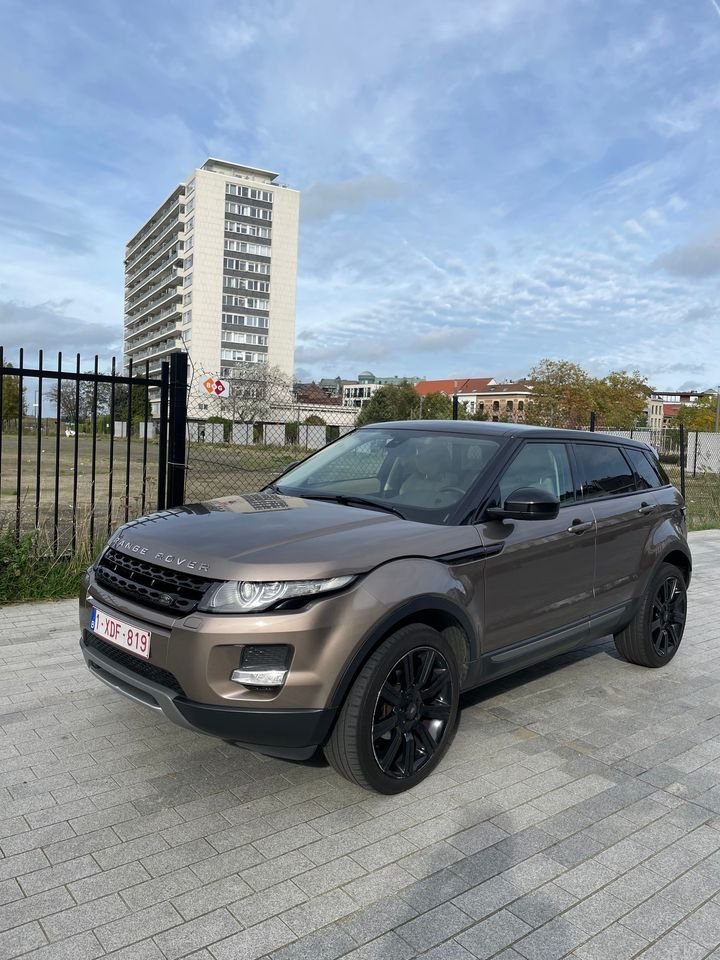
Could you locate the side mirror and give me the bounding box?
[487,486,560,522]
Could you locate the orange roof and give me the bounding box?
[416,377,494,397]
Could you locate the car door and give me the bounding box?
[476,440,596,656]
[572,441,657,620]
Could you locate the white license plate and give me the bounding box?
[89,607,151,660]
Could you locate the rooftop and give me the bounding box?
[201,158,280,182]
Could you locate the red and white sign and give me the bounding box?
[199,376,230,397]
[90,607,152,660]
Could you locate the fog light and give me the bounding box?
[230,644,291,689]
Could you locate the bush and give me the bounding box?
[0,526,98,604]
[285,421,299,445]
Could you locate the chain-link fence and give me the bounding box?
[184,365,359,501]
[182,374,720,531]
[590,422,720,530]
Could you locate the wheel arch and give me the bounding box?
[661,547,692,587]
[328,597,476,710]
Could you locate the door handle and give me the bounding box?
[568,519,593,534]
[638,502,656,515]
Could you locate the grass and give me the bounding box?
[0,524,102,604]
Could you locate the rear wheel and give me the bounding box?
[614,563,687,667]
[325,624,460,793]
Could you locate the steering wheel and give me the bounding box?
[439,487,465,496]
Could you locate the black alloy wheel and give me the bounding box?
[324,623,461,793]
[371,646,453,779]
[650,574,687,659]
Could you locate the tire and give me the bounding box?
[614,563,687,668]
[324,624,460,794]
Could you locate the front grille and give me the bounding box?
[85,633,186,695]
[96,548,214,614]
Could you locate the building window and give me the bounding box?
[492,400,500,411]
[518,400,525,411]
[186,178,195,195]
[185,235,193,251]
[184,255,193,270]
[221,313,269,328]
[183,310,192,325]
[183,292,192,305]
[223,258,270,275]
[186,197,195,214]
[222,294,269,309]
[224,220,271,239]
[185,216,194,233]
[223,276,270,292]
[183,272,193,287]
[224,239,271,257]
[226,183,273,202]
[506,400,513,411]
[224,202,272,221]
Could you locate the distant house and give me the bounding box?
[414,377,533,422]
[343,371,425,408]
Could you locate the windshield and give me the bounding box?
[274,428,502,524]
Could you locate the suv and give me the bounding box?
[80,421,690,794]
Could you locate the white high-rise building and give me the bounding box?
[123,159,299,381]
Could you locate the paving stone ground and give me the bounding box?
[1,530,720,959]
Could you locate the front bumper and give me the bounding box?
[80,633,336,760]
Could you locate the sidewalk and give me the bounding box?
[1,531,719,959]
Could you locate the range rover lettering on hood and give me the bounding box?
[111,536,210,573]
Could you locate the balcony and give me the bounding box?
[126,198,183,259]
[125,322,181,355]
[131,338,182,364]
[126,286,183,327]
[125,302,182,338]
[126,237,183,287]
[126,269,180,315]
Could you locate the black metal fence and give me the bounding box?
[0,348,188,555]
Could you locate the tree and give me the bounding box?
[524,360,596,427]
[594,370,651,429]
[525,360,652,429]
[1,363,26,419]
[357,383,463,426]
[47,376,114,422]
[207,362,293,423]
[677,393,719,432]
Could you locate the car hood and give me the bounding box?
[106,493,481,582]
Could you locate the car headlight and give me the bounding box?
[198,576,355,613]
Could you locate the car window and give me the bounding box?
[498,442,574,504]
[626,447,668,489]
[574,443,636,499]
[277,428,502,524]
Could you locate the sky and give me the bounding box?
[1,0,720,389]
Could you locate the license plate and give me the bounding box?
[89,607,151,660]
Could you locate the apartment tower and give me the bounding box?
[123,159,299,382]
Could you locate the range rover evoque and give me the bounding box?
[80,421,691,794]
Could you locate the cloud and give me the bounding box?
[0,300,121,368]
[652,232,720,278]
[301,175,406,220]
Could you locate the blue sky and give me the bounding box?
[1,0,720,388]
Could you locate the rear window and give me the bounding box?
[574,443,636,499]
[626,447,668,490]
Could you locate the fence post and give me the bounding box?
[452,394,459,420]
[679,423,686,500]
[589,411,596,432]
[157,362,169,511]
[166,352,188,508]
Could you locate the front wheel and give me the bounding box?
[325,624,460,793]
[614,562,687,667]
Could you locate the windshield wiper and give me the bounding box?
[299,493,406,520]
